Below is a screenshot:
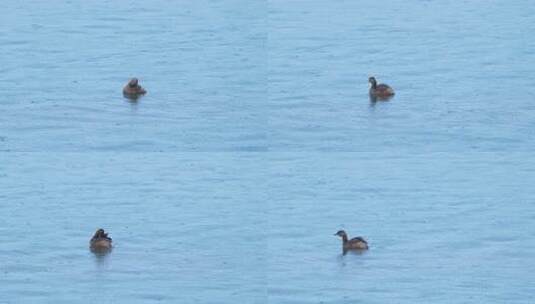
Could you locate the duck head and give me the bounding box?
[334,230,347,238]
[93,228,104,238]
[128,78,139,88]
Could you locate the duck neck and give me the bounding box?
[341,235,348,244]
[370,81,377,89]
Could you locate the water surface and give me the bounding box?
[267,153,535,303]
[268,0,535,151]
[1,0,535,303]
[1,0,266,152]
[1,153,266,303]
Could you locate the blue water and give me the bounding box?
[0,0,266,152]
[1,0,535,303]
[1,153,266,303]
[268,0,535,151]
[267,153,535,303]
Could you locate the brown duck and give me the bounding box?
[90,228,112,252]
[334,230,368,251]
[368,76,394,100]
[123,78,147,97]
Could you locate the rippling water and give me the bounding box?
[1,153,266,303]
[267,153,535,303]
[2,153,534,303]
[1,0,535,303]
[0,0,266,152]
[268,0,535,151]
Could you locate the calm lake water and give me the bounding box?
[0,0,266,152]
[1,153,267,303]
[267,153,535,303]
[2,153,534,303]
[1,0,535,303]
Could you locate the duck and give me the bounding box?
[368,76,394,100]
[90,228,112,252]
[123,78,147,98]
[334,230,368,251]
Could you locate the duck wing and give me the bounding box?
[376,84,390,89]
[376,84,393,92]
[91,235,112,242]
[349,236,367,244]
